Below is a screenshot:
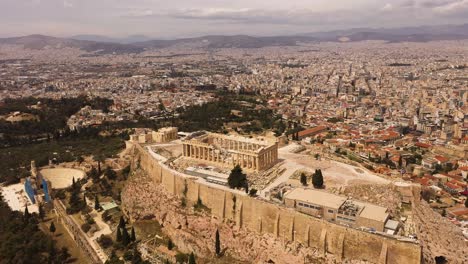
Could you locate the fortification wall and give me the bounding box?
[134,143,421,264]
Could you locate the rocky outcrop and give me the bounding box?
[413,201,468,264]
[122,168,367,264]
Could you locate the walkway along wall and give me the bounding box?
[133,143,421,264]
[54,200,104,264]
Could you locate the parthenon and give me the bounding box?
[182,132,278,172]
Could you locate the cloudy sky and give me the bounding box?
[0,0,467,38]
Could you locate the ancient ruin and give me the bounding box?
[182,132,278,172]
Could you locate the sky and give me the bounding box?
[0,0,467,38]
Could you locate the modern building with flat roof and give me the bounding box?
[284,188,390,232]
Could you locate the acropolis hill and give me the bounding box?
[123,129,423,264]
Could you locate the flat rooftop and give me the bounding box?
[353,200,389,222]
[285,188,347,209]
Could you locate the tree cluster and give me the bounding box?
[116,216,136,247]
[0,194,69,263]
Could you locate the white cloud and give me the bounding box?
[432,0,468,14]
[382,3,394,11]
[63,0,73,8]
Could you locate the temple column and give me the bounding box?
[255,157,259,171]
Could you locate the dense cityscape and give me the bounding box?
[0,2,467,264]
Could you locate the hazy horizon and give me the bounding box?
[1,0,468,39]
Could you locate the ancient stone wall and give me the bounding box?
[134,143,421,264]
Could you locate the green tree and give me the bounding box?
[116,227,122,242]
[119,216,125,229]
[106,250,124,264]
[67,187,84,214]
[49,221,56,234]
[131,227,136,242]
[300,173,307,186]
[228,165,247,189]
[95,195,100,210]
[189,252,196,264]
[105,167,117,180]
[215,229,221,256]
[122,227,130,246]
[131,247,144,264]
[24,206,30,222]
[312,169,324,188]
[89,166,99,182]
[398,156,403,168]
[97,157,103,175]
[167,239,174,250]
[38,204,45,221]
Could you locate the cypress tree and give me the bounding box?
[24,206,30,222]
[119,216,125,229]
[167,239,174,250]
[116,227,122,242]
[312,169,324,188]
[97,159,102,175]
[300,173,307,186]
[122,227,130,246]
[215,229,221,256]
[131,227,136,242]
[38,204,45,221]
[94,195,100,210]
[49,221,56,234]
[465,198,468,208]
[189,252,196,264]
[131,246,143,263]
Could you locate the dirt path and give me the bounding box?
[261,146,389,196]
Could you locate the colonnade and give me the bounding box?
[182,142,278,172]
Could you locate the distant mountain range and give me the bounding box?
[70,34,153,44]
[301,24,468,42]
[0,34,144,54]
[1,24,467,54]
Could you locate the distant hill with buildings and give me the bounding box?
[302,23,468,42]
[1,24,467,54]
[0,34,144,54]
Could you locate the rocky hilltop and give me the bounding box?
[121,167,369,264]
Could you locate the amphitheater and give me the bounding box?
[40,168,85,189]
